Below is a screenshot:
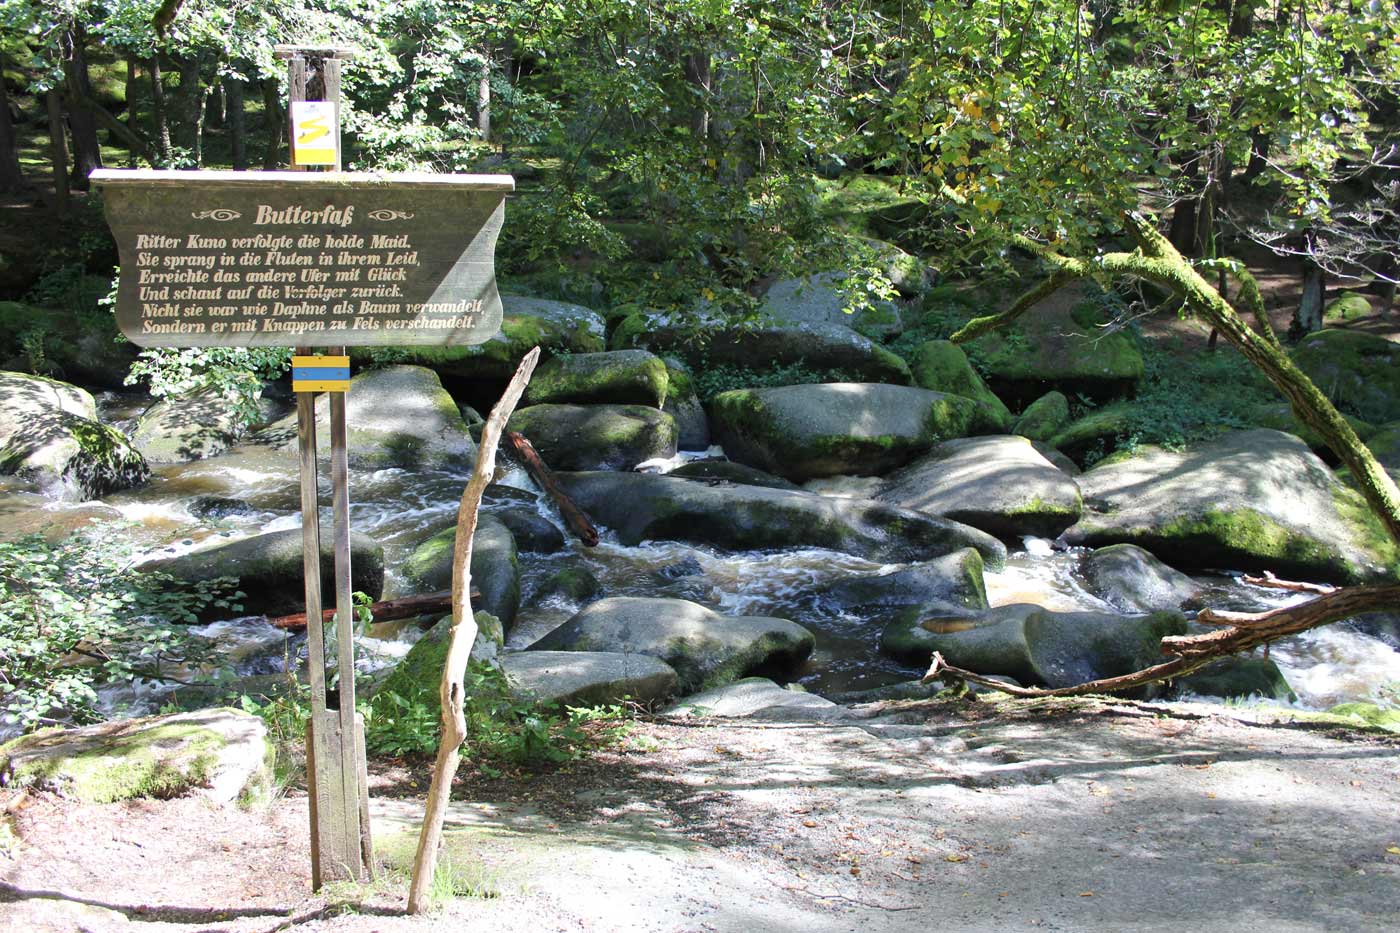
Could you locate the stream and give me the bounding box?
[8,391,1400,726]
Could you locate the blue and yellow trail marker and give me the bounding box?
[292,355,350,393]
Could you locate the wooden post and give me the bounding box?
[282,45,371,888]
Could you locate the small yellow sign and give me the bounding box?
[291,101,337,166]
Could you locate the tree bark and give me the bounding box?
[262,77,282,170]
[63,30,103,189]
[124,56,139,166]
[45,90,70,213]
[407,348,540,916]
[1295,229,1326,336]
[0,58,26,192]
[149,54,171,164]
[476,51,491,142]
[264,589,477,631]
[685,50,712,139]
[227,76,247,169]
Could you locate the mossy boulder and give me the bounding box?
[501,650,679,708]
[611,309,913,385]
[1080,544,1203,613]
[0,300,139,389]
[0,708,272,805]
[1325,702,1400,732]
[1177,658,1295,703]
[506,403,677,471]
[526,349,669,408]
[399,514,519,629]
[708,383,980,481]
[535,567,603,603]
[349,295,607,382]
[908,340,1013,432]
[1324,292,1372,322]
[877,436,1083,541]
[529,596,815,694]
[801,548,989,617]
[256,365,476,471]
[1292,329,1400,424]
[880,602,1188,695]
[759,272,904,339]
[1247,402,1375,463]
[1013,391,1071,442]
[492,505,565,554]
[1065,429,1398,583]
[659,356,709,450]
[1364,421,1400,482]
[147,527,385,618]
[669,460,802,490]
[0,371,148,500]
[130,384,242,464]
[552,470,1007,566]
[374,612,506,701]
[1048,401,1138,464]
[977,295,1144,406]
[848,236,934,298]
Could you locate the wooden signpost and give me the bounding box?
[90,47,512,889]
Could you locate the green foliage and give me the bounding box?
[125,345,290,430]
[0,524,241,733]
[364,661,628,772]
[693,360,864,401]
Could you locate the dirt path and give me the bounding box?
[3,696,1398,932]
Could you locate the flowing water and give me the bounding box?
[12,392,1398,725]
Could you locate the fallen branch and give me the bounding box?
[262,590,477,631]
[1240,572,1338,595]
[407,347,540,915]
[923,583,1400,699]
[506,430,600,547]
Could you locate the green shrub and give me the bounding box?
[0,525,240,733]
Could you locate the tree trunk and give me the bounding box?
[124,56,139,167]
[476,52,491,142]
[45,90,70,213]
[63,30,103,189]
[685,50,711,139]
[262,78,282,170]
[150,54,171,164]
[407,349,540,915]
[227,76,247,169]
[0,58,26,192]
[1295,231,1326,336]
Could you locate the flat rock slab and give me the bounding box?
[709,382,980,481]
[1065,428,1397,583]
[553,470,1007,566]
[664,677,847,721]
[0,708,270,805]
[502,650,678,708]
[529,596,815,693]
[877,435,1083,540]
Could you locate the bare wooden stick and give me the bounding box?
[407,347,540,915]
[1240,572,1339,595]
[263,589,477,631]
[506,430,600,547]
[922,584,1400,699]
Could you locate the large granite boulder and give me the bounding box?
[881,602,1188,692]
[659,356,709,450]
[708,383,980,481]
[1047,401,1137,463]
[256,365,476,471]
[1365,422,1400,482]
[529,597,815,693]
[669,460,802,490]
[129,384,241,464]
[146,527,385,618]
[976,291,1144,406]
[801,548,989,616]
[664,677,846,721]
[908,340,1013,432]
[1065,429,1397,583]
[506,403,677,471]
[1176,657,1295,703]
[501,650,679,708]
[553,470,1006,565]
[1292,329,1400,424]
[350,295,607,381]
[877,436,1083,540]
[1247,402,1376,463]
[611,310,913,385]
[1080,544,1204,613]
[0,708,271,805]
[759,273,903,339]
[399,513,520,628]
[0,371,147,499]
[525,349,669,407]
[1013,391,1071,442]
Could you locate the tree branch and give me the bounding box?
[407,346,540,915]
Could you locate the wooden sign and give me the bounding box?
[90,169,514,348]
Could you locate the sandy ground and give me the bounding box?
[2,696,1398,933]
